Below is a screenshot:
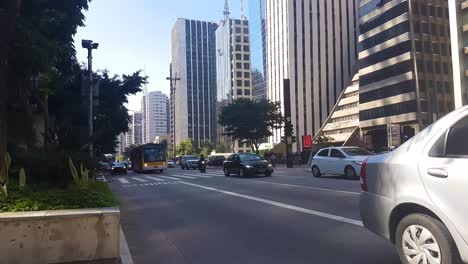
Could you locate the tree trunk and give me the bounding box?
[0,0,22,171]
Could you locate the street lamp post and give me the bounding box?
[82,39,99,158]
[167,66,180,159]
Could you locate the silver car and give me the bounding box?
[310,147,374,180]
[360,105,468,264]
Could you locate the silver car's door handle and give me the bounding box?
[427,168,448,178]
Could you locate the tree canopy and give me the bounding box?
[176,139,194,156]
[218,99,283,154]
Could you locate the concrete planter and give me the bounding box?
[0,207,120,264]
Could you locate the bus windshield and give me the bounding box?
[143,146,165,162]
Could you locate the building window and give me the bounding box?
[236,80,242,87]
[237,89,243,95]
[243,45,250,52]
[429,5,435,16]
[424,41,431,53]
[236,62,242,69]
[422,23,429,34]
[236,71,242,78]
[415,40,422,52]
[443,63,449,74]
[243,36,249,43]
[235,36,241,43]
[243,54,250,60]
[235,27,241,34]
[244,89,251,96]
[439,24,445,36]
[244,72,250,78]
[437,6,443,17]
[432,43,439,54]
[236,53,242,60]
[235,44,241,51]
[243,20,248,25]
[244,63,250,69]
[235,20,240,25]
[426,61,433,73]
[244,80,250,87]
[243,28,249,34]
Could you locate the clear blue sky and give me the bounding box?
[74,0,242,112]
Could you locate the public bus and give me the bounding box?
[130,143,167,173]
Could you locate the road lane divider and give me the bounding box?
[245,179,360,195]
[171,175,197,179]
[118,178,130,184]
[179,181,363,227]
[132,177,148,183]
[159,176,184,181]
[145,176,166,182]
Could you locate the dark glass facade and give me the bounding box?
[248,0,267,101]
[184,20,218,147]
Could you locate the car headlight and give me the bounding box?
[244,165,253,169]
[144,163,148,167]
[267,164,273,168]
[353,161,363,166]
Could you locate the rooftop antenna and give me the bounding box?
[223,0,230,21]
[240,0,245,20]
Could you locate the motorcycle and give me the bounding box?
[199,160,207,173]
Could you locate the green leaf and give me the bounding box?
[68,157,79,186]
[19,168,26,188]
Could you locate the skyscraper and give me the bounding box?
[143,91,169,144]
[358,0,454,150]
[171,18,218,148]
[216,16,254,153]
[131,112,142,145]
[266,0,359,151]
[248,0,267,101]
[449,0,468,108]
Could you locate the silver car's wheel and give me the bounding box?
[402,225,441,264]
[312,166,321,178]
[396,214,462,264]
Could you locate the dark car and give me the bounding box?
[223,153,273,177]
[98,161,111,173]
[208,156,226,167]
[110,162,127,175]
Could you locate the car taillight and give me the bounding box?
[360,158,368,192]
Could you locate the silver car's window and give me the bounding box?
[330,149,345,158]
[317,149,329,157]
[446,116,468,157]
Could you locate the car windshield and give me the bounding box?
[185,155,197,160]
[341,148,374,156]
[238,154,263,161]
[112,162,124,166]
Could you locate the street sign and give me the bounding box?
[387,124,401,149]
[302,135,312,149]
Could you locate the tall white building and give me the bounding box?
[216,16,253,153]
[171,18,218,149]
[449,0,468,108]
[266,0,359,151]
[143,91,169,144]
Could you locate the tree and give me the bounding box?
[313,136,335,149]
[176,139,194,156]
[199,139,214,157]
[215,142,232,153]
[218,99,283,154]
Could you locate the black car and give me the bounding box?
[223,153,273,177]
[110,162,127,175]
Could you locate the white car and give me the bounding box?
[310,147,374,180]
[360,105,468,264]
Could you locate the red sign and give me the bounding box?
[302,135,312,149]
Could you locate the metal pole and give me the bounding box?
[88,48,93,157]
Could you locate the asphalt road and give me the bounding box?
[108,166,401,264]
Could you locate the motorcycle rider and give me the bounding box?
[198,154,206,172]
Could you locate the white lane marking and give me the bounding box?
[120,227,134,264]
[145,176,166,182]
[195,172,223,177]
[179,181,363,227]
[245,179,360,195]
[159,176,182,181]
[183,174,212,178]
[132,177,148,183]
[118,178,130,184]
[171,174,197,179]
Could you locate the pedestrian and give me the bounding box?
[271,153,276,168]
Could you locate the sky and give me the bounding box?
[74,0,242,112]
